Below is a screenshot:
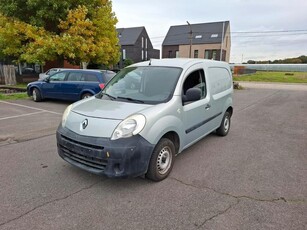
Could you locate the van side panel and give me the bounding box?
[206,66,233,127]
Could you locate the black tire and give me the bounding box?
[32,88,42,102]
[81,93,93,99]
[216,111,231,136]
[146,138,175,181]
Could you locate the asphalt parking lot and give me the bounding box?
[0,83,306,230]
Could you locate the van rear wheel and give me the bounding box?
[216,111,231,136]
[146,138,175,181]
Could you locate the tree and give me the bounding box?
[124,58,134,67]
[298,55,307,63]
[0,0,120,66]
[0,0,108,32]
[247,60,256,64]
[57,4,120,66]
[0,13,55,63]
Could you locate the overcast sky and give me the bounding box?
[112,0,307,63]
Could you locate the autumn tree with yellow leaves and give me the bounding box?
[0,0,120,67]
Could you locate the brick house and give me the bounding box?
[162,21,231,62]
[117,27,160,68]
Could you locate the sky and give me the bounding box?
[112,0,307,63]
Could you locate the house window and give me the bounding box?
[145,50,148,60]
[195,35,202,39]
[194,50,199,58]
[142,50,144,60]
[212,50,217,60]
[142,37,144,48]
[145,38,148,49]
[211,34,218,38]
[204,50,210,59]
[175,51,179,58]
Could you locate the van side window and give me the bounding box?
[182,69,206,104]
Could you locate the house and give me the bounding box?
[162,21,231,62]
[117,27,160,68]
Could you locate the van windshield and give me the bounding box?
[98,66,182,104]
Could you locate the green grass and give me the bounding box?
[233,71,307,83]
[14,83,28,89]
[0,83,28,100]
[0,92,29,100]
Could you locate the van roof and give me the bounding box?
[130,58,229,69]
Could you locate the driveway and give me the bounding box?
[0,84,306,230]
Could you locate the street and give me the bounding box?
[0,83,306,230]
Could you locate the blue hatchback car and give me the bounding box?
[27,69,116,102]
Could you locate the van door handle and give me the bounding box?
[205,104,211,110]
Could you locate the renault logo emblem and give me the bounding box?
[81,119,88,130]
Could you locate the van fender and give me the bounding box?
[140,115,184,148]
[223,97,233,115]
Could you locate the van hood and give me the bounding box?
[71,97,152,120]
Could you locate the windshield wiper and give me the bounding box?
[116,96,144,103]
[100,92,116,100]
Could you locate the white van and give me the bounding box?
[56,59,233,181]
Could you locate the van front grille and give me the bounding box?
[59,135,107,171]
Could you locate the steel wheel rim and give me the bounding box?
[33,90,37,100]
[224,116,229,132]
[157,146,172,175]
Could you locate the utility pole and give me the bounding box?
[187,21,192,58]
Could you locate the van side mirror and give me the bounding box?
[183,88,201,103]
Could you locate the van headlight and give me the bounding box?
[62,104,73,127]
[111,114,146,140]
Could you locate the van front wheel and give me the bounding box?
[146,138,175,181]
[216,111,231,136]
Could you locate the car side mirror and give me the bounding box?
[184,88,201,103]
[44,77,50,83]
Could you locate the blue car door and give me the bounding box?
[41,72,67,99]
[61,71,84,100]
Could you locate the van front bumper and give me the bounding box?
[56,125,155,178]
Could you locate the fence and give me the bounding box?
[230,64,307,72]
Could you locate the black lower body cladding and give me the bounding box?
[56,125,155,178]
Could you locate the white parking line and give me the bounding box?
[0,100,63,115]
[0,111,46,121]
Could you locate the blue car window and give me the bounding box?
[104,72,116,82]
[82,73,98,82]
[49,72,66,81]
[67,72,83,81]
